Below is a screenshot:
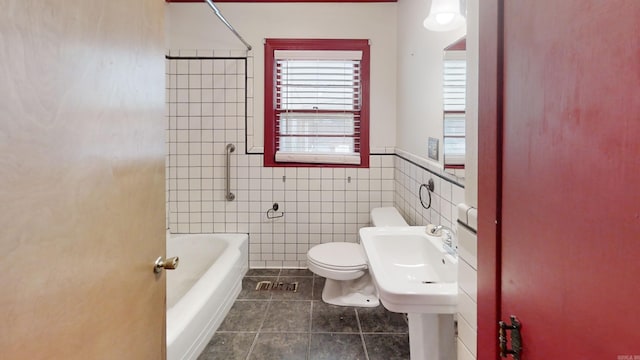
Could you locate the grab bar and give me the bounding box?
[203,0,252,51]
[225,143,236,201]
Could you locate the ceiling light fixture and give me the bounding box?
[423,0,466,32]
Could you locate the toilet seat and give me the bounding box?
[307,242,368,270]
[307,257,366,272]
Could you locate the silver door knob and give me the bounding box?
[154,256,179,273]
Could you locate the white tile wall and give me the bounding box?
[457,338,476,360]
[457,216,478,359]
[392,154,465,240]
[166,52,465,268]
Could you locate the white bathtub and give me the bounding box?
[166,233,248,360]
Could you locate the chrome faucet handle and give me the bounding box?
[440,230,456,256]
[430,225,444,234]
[442,231,453,246]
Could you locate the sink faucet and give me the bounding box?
[429,225,444,235]
[431,225,456,255]
[430,225,451,244]
[442,230,453,247]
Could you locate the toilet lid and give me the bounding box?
[307,242,368,269]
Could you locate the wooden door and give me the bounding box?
[479,0,640,358]
[0,1,166,359]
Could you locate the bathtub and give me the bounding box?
[166,233,248,360]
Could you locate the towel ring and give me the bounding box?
[419,179,435,210]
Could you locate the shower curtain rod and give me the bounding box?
[203,0,252,51]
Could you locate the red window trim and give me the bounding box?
[264,38,370,168]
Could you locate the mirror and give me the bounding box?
[442,37,466,172]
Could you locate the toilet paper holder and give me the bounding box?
[266,203,284,219]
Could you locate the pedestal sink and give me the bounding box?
[359,226,458,360]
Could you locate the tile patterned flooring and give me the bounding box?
[198,269,410,360]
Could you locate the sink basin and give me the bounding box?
[359,226,458,314]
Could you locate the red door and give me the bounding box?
[478,1,640,359]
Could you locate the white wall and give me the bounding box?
[396,0,466,172]
[166,2,398,154]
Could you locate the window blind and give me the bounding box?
[273,50,363,165]
[443,113,466,165]
[443,58,466,167]
[443,59,466,112]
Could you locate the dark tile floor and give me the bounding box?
[198,269,410,360]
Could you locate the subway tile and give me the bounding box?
[309,168,321,179]
[457,309,477,357]
[213,59,225,74]
[201,223,214,233]
[458,290,477,331]
[458,339,476,360]
[176,103,189,116]
[296,167,309,178]
[321,179,333,191]
[188,60,201,74]
[458,225,478,269]
[452,185,465,206]
[177,88,189,102]
[176,61,189,74]
[459,258,478,303]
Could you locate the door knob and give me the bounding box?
[154,256,179,273]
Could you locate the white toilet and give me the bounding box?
[307,207,408,307]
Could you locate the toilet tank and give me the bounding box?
[370,207,409,227]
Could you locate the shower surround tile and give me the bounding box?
[166,54,464,268]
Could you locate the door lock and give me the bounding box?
[499,315,522,359]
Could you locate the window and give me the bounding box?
[442,37,466,169]
[264,39,370,167]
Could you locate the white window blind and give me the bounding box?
[443,58,466,167]
[274,50,362,165]
[443,113,466,165]
[443,59,466,112]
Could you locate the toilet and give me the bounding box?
[307,207,408,307]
